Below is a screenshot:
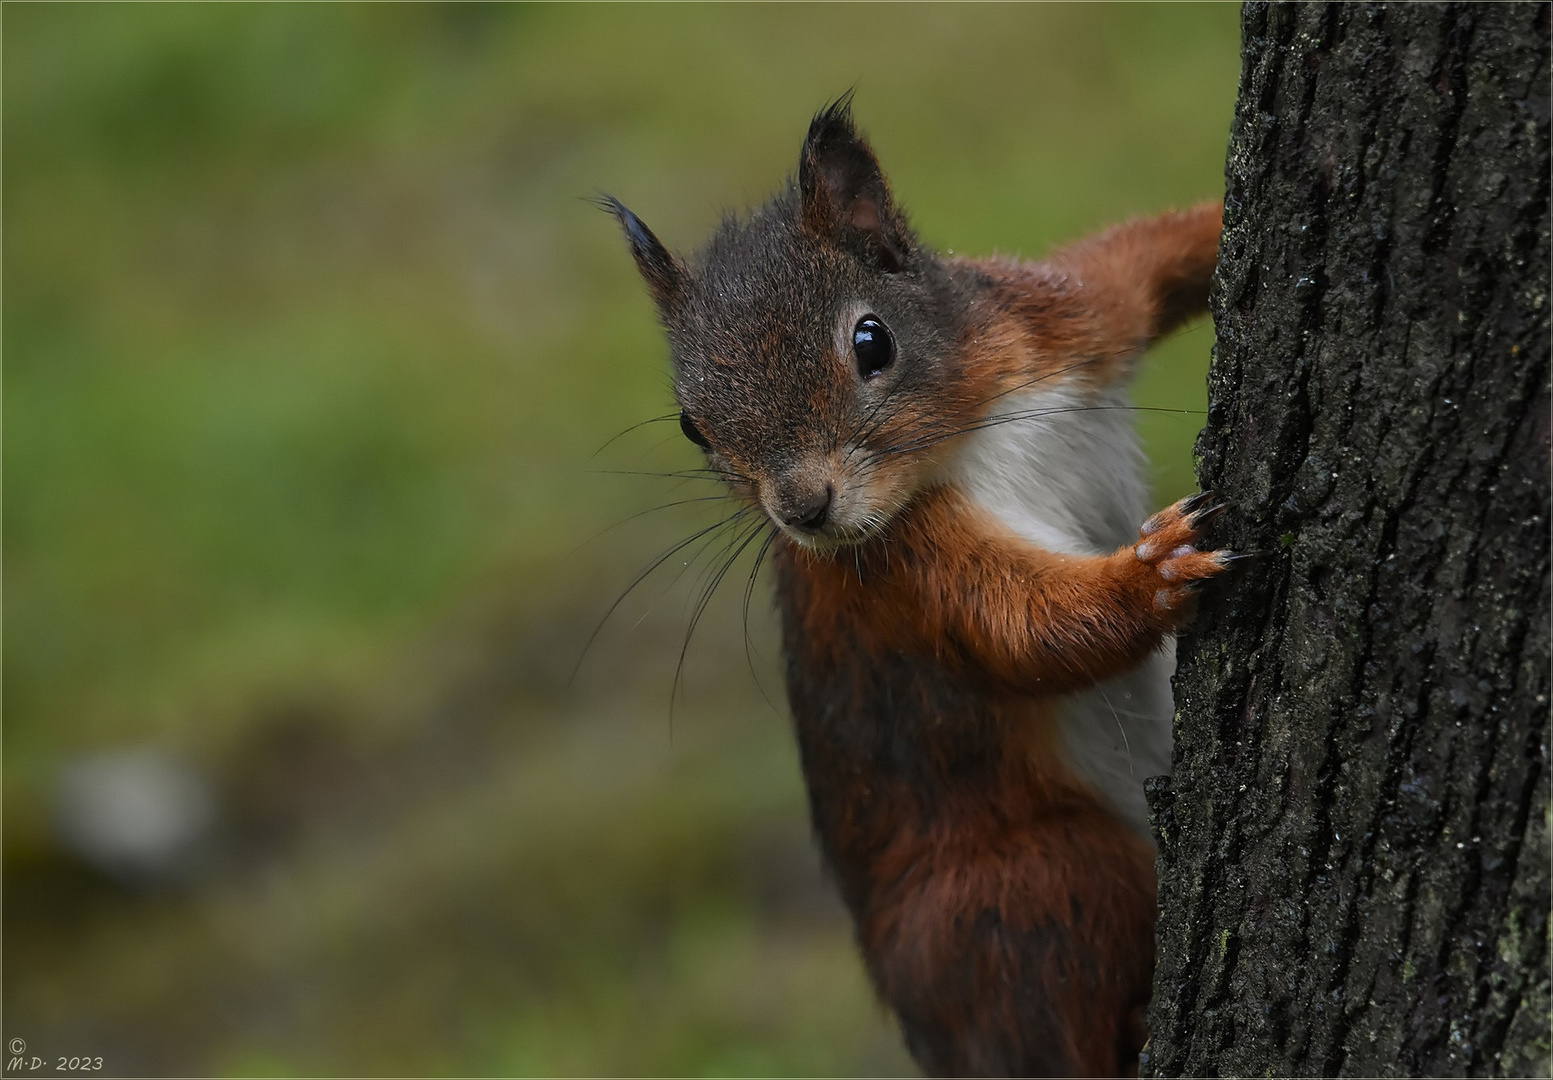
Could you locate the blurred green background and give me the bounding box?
[4,4,1240,1076]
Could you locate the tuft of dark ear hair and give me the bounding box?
[798,94,908,273]
[596,194,685,312]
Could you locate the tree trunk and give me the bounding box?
[1142,4,1550,1077]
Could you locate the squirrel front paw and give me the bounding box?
[1133,492,1234,617]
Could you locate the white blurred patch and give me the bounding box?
[54,749,216,886]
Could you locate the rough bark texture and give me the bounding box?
[1143,4,1551,1077]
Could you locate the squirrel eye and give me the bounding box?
[852,316,894,378]
[679,411,710,449]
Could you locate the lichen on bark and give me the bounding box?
[1143,4,1551,1076]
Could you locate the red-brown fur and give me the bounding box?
[792,486,1226,696]
[771,208,1226,1077]
[776,487,1221,1077]
[606,102,1228,1077]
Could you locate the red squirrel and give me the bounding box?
[604,98,1228,1078]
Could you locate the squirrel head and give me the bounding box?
[605,97,964,551]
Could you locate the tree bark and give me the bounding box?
[1143,4,1551,1077]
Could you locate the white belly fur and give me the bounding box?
[944,383,1175,843]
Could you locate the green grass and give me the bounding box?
[5,4,1242,1074]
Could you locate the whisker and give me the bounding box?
[682,506,762,613]
[589,413,680,458]
[741,528,782,716]
[643,505,761,625]
[847,357,1161,467]
[847,358,1101,462]
[671,516,770,719]
[1097,687,1136,781]
[842,360,933,459]
[587,467,751,484]
[564,495,740,559]
[571,506,755,685]
[863,404,1202,464]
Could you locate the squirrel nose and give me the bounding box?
[781,485,833,531]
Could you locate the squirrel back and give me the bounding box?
[605,97,1226,1077]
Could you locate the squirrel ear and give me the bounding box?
[599,196,686,312]
[798,96,907,272]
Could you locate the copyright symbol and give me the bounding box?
[7,1038,23,1055]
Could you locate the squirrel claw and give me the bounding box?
[1187,500,1228,528]
[1133,494,1234,615]
[1179,490,1216,515]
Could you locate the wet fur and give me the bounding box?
[606,98,1224,1077]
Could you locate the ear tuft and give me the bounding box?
[597,194,685,312]
[798,94,906,272]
